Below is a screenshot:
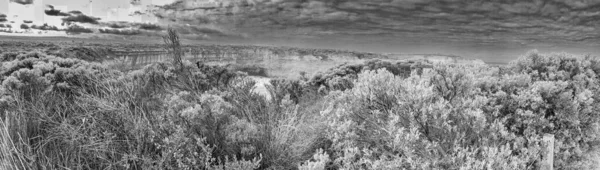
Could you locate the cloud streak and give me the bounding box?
[10,0,33,5]
[152,0,600,45]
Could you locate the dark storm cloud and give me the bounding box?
[69,11,83,15]
[10,0,34,5]
[45,5,70,16]
[154,0,600,45]
[62,14,101,24]
[44,4,101,24]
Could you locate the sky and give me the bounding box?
[153,0,600,63]
[2,0,600,63]
[0,0,174,18]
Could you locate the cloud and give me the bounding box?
[62,14,101,24]
[45,4,101,24]
[0,13,6,23]
[45,5,70,16]
[10,0,33,5]
[151,0,600,45]
[69,11,83,15]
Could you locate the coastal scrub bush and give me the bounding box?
[309,60,414,92]
[1,46,599,169]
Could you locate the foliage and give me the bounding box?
[230,64,269,77]
[0,50,599,169]
[309,60,414,92]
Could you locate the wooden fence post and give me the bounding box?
[542,133,554,170]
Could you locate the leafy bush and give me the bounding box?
[0,48,598,169]
[309,60,415,92]
[320,69,542,169]
[229,64,269,77]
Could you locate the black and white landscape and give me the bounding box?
[1,0,599,169]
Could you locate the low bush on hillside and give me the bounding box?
[309,60,416,92]
[229,64,269,77]
[0,50,598,169]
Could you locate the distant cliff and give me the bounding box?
[385,54,486,65]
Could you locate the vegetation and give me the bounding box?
[0,33,599,169]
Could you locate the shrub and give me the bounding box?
[500,51,600,169]
[321,69,542,169]
[229,65,269,77]
[1,46,598,169]
[309,59,415,92]
[0,52,20,62]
